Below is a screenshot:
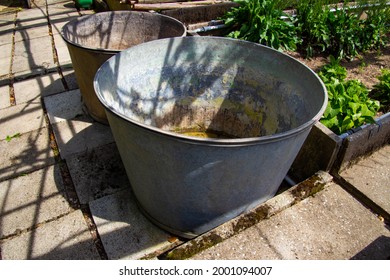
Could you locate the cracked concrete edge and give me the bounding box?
[156,171,334,260]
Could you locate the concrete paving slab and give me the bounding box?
[0,164,72,239]
[0,30,13,47]
[53,33,71,66]
[164,171,333,260]
[61,68,78,90]
[67,142,130,204]
[0,30,13,46]
[14,23,49,42]
[0,127,55,181]
[14,6,49,42]
[44,89,82,124]
[0,101,46,140]
[50,14,78,35]
[0,84,10,109]
[340,145,390,214]
[0,12,15,31]
[0,210,101,259]
[12,34,54,75]
[15,16,47,31]
[47,3,80,35]
[16,6,48,21]
[13,72,65,104]
[51,116,114,159]
[192,183,390,260]
[0,13,14,46]
[0,43,12,77]
[89,188,174,260]
[191,227,282,260]
[0,41,12,59]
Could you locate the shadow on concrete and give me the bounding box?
[1,2,107,260]
[351,235,390,260]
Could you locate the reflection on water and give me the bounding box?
[171,127,237,139]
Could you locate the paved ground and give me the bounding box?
[0,0,389,260]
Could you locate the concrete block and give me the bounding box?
[12,35,55,76]
[89,188,173,260]
[0,210,101,259]
[44,89,83,124]
[191,228,282,260]
[166,171,333,260]
[51,116,114,159]
[335,113,390,172]
[0,101,46,140]
[0,164,71,239]
[289,122,342,182]
[290,112,390,181]
[192,183,390,260]
[67,142,130,204]
[0,85,10,109]
[13,72,65,104]
[0,127,55,181]
[340,145,390,215]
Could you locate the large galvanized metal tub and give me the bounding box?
[61,11,186,123]
[94,37,327,238]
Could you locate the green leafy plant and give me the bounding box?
[222,0,300,51]
[318,55,347,82]
[370,69,390,112]
[319,57,380,134]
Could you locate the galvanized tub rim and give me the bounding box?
[60,11,187,54]
[94,37,327,146]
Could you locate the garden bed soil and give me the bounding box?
[286,42,390,91]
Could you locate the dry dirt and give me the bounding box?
[287,42,390,90]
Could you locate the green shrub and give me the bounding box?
[324,7,363,60]
[295,0,390,59]
[295,0,331,57]
[222,0,300,51]
[359,4,390,51]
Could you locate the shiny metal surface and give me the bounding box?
[94,36,327,238]
[61,11,186,123]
